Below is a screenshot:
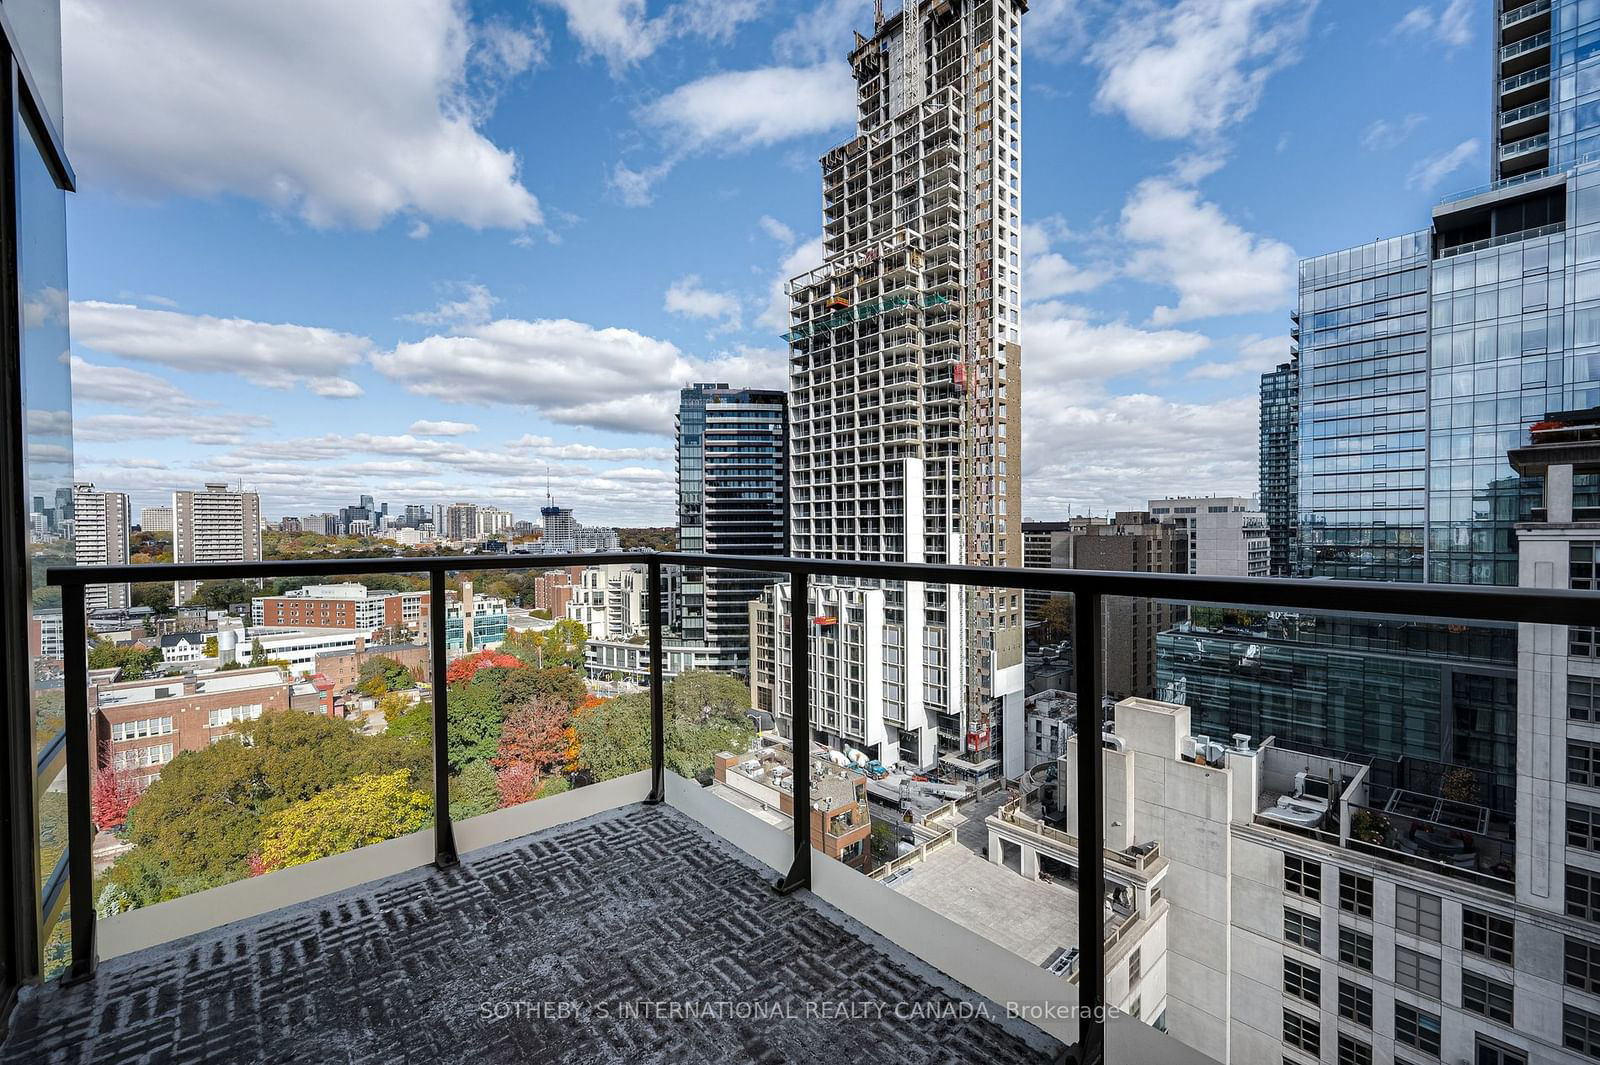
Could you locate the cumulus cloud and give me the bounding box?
[68,356,208,410]
[1185,334,1290,379]
[63,0,543,231]
[1120,176,1295,323]
[1022,218,1112,301]
[665,274,742,331]
[409,420,481,436]
[540,0,763,72]
[1407,138,1480,192]
[615,63,855,204]
[758,235,826,333]
[70,300,373,393]
[759,215,796,246]
[1025,302,1213,382]
[1088,0,1317,141]
[401,282,499,328]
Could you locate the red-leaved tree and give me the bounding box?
[494,761,541,808]
[493,695,570,777]
[91,753,143,830]
[445,650,522,685]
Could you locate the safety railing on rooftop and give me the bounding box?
[39,550,1600,1065]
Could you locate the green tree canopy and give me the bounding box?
[88,639,161,681]
[358,655,414,697]
[257,770,431,872]
[573,671,754,782]
[189,579,260,611]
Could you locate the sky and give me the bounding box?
[61,0,1491,527]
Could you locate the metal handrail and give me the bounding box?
[41,549,1600,1061]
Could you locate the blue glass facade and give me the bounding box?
[1259,356,1299,576]
[1295,232,1432,580]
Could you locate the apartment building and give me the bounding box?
[71,482,129,611]
[444,502,478,543]
[250,583,428,633]
[753,0,1029,780]
[443,581,508,656]
[137,506,171,534]
[533,566,583,617]
[92,666,291,783]
[677,383,787,671]
[712,745,872,872]
[1148,497,1270,578]
[312,642,430,693]
[172,483,262,605]
[566,564,649,641]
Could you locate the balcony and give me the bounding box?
[7,551,1595,1065]
[1498,28,1549,75]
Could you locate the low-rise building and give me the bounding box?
[583,637,723,686]
[1022,689,1076,771]
[566,564,649,640]
[251,583,428,633]
[158,631,212,665]
[312,642,431,693]
[443,581,508,656]
[93,666,292,782]
[712,744,871,871]
[229,627,371,677]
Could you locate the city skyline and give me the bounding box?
[62,0,1492,525]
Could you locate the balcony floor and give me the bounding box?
[2,803,1065,1064]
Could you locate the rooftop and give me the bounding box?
[1,800,1069,1065]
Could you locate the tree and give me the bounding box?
[88,639,161,680]
[105,711,427,906]
[386,700,432,746]
[203,635,219,658]
[446,650,522,685]
[493,696,571,778]
[91,754,143,830]
[616,528,676,551]
[448,761,499,821]
[249,638,266,666]
[500,622,587,670]
[442,679,506,770]
[571,672,754,782]
[1037,596,1071,644]
[494,761,542,808]
[130,582,173,614]
[256,770,431,872]
[190,579,259,611]
[357,655,414,697]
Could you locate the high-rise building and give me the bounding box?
[401,504,430,528]
[676,383,787,670]
[1259,356,1299,577]
[752,0,1028,780]
[72,483,130,611]
[1148,497,1269,577]
[444,502,479,542]
[172,483,262,605]
[478,506,513,537]
[138,505,172,534]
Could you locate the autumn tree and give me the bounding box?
[493,695,570,777]
[494,761,542,808]
[572,672,754,782]
[91,754,143,830]
[357,655,414,697]
[500,621,588,670]
[1037,596,1071,644]
[256,770,431,872]
[445,649,522,685]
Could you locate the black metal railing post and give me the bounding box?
[644,556,666,805]
[775,569,812,895]
[429,568,457,868]
[1074,590,1105,1065]
[60,583,94,982]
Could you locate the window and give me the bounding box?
[109,715,174,742]
[1474,1037,1527,1065]
[1338,870,1373,917]
[1396,946,1442,997]
[1127,947,1141,985]
[1285,907,1321,950]
[1338,1033,1373,1065]
[1575,542,1600,590]
[1396,887,1442,940]
[1575,626,1599,659]
[1338,979,1373,1027]
[1461,969,1513,1024]
[1573,803,1600,852]
[1573,741,1600,788]
[1285,854,1321,900]
[1571,866,1600,921]
[1567,1004,1600,1060]
[1284,957,1321,1005]
[1462,908,1514,964]
[1283,1008,1320,1055]
[1395,1001,1442,1056]
[1575,677,1600,723]
[1339,926,1374,971]
[1570,937,1600,994]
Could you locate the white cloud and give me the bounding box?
[1025,302,1213,383]
[307,377,364,399]
[759,215,796,246]
[1088,0,1317,141]
[772,0,870,64]
[1407,138,1480,192]
[1120,176,1295,323]
[68,356,207,410]
[401,282,499,328]
[758,235,826,333]
[1395,0,1472,47]
[76,411,273,447]
[1022,218,1112,301]
[665,274,742,331]
[70,300,373,393]
[1185,334,1290,379]
[1024,392,1260,515]
[63,0,542,231]
[407,221,431,240]
[410,420,481,437]
[511,435,672,462]
[372,316,784,434]
[616,63,855,204]
[540,0,763,72]
[1363,113,1427,151]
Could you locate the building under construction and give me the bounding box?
[752,0,1027,780]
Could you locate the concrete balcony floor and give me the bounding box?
[1,804,1065,1065]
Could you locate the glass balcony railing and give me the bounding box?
[1500,98,1550,127]
[1500,63,1550,95]
[1501,0,1551,28]
[1499,28,1550,63]
[1500,131,1549,158]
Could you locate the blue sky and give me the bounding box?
[62,0,1488,526]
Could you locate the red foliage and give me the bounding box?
[495,761,542,808]
[247,853,269,878]
[446,650,522,685]
[90,758,143,830]
[492,695,570,777]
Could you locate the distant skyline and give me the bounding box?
[63,0,1491,524]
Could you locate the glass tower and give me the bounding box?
[1259,354,1299,576]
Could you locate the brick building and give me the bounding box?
[92,666,292,783]
[533,566,583,617]
[713,747,871,871]
[312,642,431,693]
[251,584,429,633]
